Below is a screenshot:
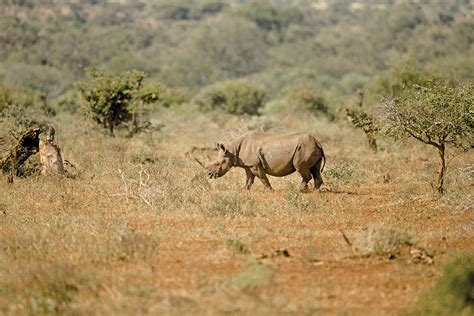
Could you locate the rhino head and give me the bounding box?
[206,143,235,179]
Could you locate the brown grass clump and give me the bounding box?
[356,226,412,257]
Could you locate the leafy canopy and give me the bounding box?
[75,68,159,136]
[194,79,266,115]
[376,67,473,192]
[378,72,473,150]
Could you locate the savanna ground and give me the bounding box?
[1,109,473,314]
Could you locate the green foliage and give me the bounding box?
[378,72,473,148]
[194,79,266,115]
[0,16,38,57]
[162,16,267,88]
[1,63,69,97]
[0,83,53,131]
[345,108,379,151]
[263,85,330,117]
[75,68,160,136]
[237,0,303,42]
[376,68,473,192]
[0,1,473,106]
[0,84,43,113]
[146,84,188,109]
[52,89,80,113]
[152,0,227,20]
[410,253,474,315]
[367,66,431,103]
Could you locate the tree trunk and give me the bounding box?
[367,132,378,152]
[108,120,115,137]
[436,143,446,193]
[39,127,64,176]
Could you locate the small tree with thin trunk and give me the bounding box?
[76,68,159,137]
[377,76,473,193]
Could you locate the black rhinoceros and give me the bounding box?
[196,131,326,192]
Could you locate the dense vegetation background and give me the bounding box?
[1,0,473,107]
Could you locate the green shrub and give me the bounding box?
[52,89,80,113]
[262,85,332,118]
[410,253,474,315]
[0,83,54,131]
[75,68,160,136]
[194,79,266,115]
[149,85,188,109]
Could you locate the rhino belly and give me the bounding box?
[262,155,296,177]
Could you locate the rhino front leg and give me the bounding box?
[244,167,255,190]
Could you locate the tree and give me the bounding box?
[377,75,473,193]
[194,79,266,115]
[262,85,332,119]
[75,68,159,136]
[161,17,267,88]
[237,0,303,42]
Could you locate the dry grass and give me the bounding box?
[1,109,473,314]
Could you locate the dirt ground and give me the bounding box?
[1,111,473,314]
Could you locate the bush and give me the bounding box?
[161,16,268,88]
[148,85,188,109]
[75,68,160,136]
[0,83,54,131]
[52,89,80,113]
[262,85,332,118]
[237,1,303,42]
[0,83,44,113]
[356,226,412,257]
[194,79,266,115]
[410,253,474,315]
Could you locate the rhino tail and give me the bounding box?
[315,139,326,173]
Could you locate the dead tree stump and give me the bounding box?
[0,128,41,183]
[38,126,64,176]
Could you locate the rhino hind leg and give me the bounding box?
[297,168,312,192]
[310,162,323,191]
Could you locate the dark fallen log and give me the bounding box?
[0,127,41,183]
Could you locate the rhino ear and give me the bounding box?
[216,142,226,152]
